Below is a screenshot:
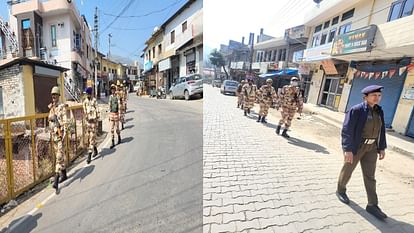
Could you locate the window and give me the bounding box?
[158,44,162,55]
[51,25,57,47]
[341,8,355,21]
[149,50,151,60]
[323,20,330,29]
[314,24,323,33]
[87,45,89,58]
[22,19,30,29]
[152,47,155,58]
[332,16,339,25]
[312,34,321,47]
[170,30,175,44]
[339,23,352,35]
[388,0,414,21]
[0,86,3,116]
[103,67,107,72]
[320,32,328,45]
[328,28,337,43]
[182,21,187,32]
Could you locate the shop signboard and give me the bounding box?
[331,25,377,56]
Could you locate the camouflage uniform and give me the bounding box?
[257,79,277,123]
[276,77,303,138]
[83,89,100,163]
[242,80,257,116]
[236,80,245,108]
[109,85,121,148]
[117,85,126,129]
[48,86,68,193]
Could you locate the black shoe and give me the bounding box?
[118,135,121,145]
[366,205,387,220]
[93,146,98,157]
[336,191,350,204]
[281,129,290,138]
[261,117,267,124]
[53,174,60,194]
[110,139,115,149]
[244,110,247,116]
[237,104,240,108]
[59,169,67,183]
[257,116,262,122]
[276,125,281,135]
[87,152,92,164]
[122,123,124,130]
[247,109,251,114]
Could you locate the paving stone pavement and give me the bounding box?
[203,85,414,233]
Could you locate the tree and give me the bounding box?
[209,49,229,80]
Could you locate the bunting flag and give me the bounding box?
[355,70,361,78]
[374,72,382,79]
[407,64,414,72]
[369,72,374,79]
[399,66,407,76]
[361,72,366,79]
[389,69,396,78]
[354,64,413,79]
[382,71,388,79]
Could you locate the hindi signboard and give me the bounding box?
[331,25,377,56]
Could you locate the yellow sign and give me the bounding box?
[87,80,93,87]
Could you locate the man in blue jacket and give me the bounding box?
[336,85,387,220]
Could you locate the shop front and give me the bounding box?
[318,60,349,110]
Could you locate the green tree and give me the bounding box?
[209,49,229,80]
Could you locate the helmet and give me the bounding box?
[51,86,60,95]
[85,87,93,95]
[120,84,124,87]
[110,84,117,90]
[291,77,299,81]
[266,78,273,83]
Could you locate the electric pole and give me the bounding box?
[108,33,112,60]
[94,6,99,98]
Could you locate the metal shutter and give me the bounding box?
[407,108,414,137]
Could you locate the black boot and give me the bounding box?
[110,139,115,149]
[257,116,262,122]
[237,104,240,108]
[241,104,244,109]
[52,174,60,194]
[87,152,92,164]
[118,134,122,145]
[93,146,98,157]
[244,110,247,116]
[59,169,67,183]
[261,116,267,124]
[247,109,251,114]
[122,122,124,130]
[281,129,290,138]
[276,125,281,135]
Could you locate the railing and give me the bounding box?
[64,80,80,102]
[0,105,87,206]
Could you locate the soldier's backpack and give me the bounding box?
[110,95,119,113]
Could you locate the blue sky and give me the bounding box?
[0,0,188,62]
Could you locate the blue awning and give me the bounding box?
[259,69,298,78]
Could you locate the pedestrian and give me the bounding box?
[109,84,121,149]
[336,85,388,220]
[118,84,126,130]
[275,77,303,138]
[48,86,68,194]
[242,77,257,116]
[257,78,277,123]
[236,80,246,108]
[83,87,100,164]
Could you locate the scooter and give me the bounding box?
[157,89,167,99]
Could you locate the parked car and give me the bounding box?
[220,80,239,95]
[212,79,222,88]
[169,74,203,100]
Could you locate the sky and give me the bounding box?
[204,0,317,54]
[0,0,188,63]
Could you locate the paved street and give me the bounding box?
[203,84,414,233]
[1,95,203,233]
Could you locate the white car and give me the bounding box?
[169,74,203,100]
[220,80,239,95]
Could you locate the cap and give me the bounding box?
[361,85,383,95]
[110,84,117,89]
[85,87,93,95]
[51,86,60,95]
[247,77,254,81]
[291,77,299,81]
[266,78,273,83]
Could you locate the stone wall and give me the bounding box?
[0,64,26,118]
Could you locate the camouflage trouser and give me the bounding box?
[120,105,126,124]
[109,112,120,139]
[237,93,243,106]
[243,95,255,110]
[259,101,271,117]
[52,136,65,173]
[279,105,297,129]
[86,120,97,153]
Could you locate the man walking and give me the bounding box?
[118,84,126,130]
[275,77,303,138]
[109,84,121,149]
[242,77,257,116]
[83,87,100,164]
[236,80,246,109]
[48,86,68,194]
[257,78,277,123]
[336,85,388,220]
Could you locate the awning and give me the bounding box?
[259,69,298,78]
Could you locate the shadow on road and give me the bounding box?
[64,165,95,187]
[125,118,133,123]
[96,147,116,159]
[123,124,134,130]
[126,109,135,114]
[286,137,330,155]
[0,213,42,233]
[348,201,414,233]
[121,136,134,143]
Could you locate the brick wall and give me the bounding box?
[0,64,26,118]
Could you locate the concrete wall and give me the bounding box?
[307,66,324,105]
[393,60,414,134]
[0,64,26,118]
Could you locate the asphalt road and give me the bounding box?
[7,96,203,233]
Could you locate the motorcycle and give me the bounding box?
[157,88,167,99]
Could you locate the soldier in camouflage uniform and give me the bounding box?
[257,78,277,123]
[236,80,246,109]
[117,84,126,130]
[109,84,122,149]
[275,77,303,138]
[83,87,100,164]
[48,86,68,194]
[242,77,258,116]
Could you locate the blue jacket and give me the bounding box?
[341,102,387,155]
